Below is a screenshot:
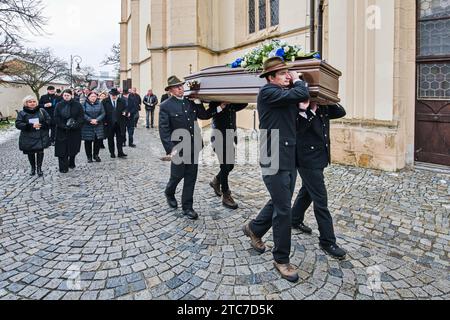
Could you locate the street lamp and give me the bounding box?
[70,54,82,88]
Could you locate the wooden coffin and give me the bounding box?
[184,59,342,105]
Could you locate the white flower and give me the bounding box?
[241,61,247,68]
[291,56,296,62]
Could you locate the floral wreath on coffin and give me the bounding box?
[228,39,321,72]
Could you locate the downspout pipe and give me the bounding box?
[310,0,315,52]
[317,0,324,55]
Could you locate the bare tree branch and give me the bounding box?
[4,48,67,99]
[101,43,120,66]
[0,0,47,77]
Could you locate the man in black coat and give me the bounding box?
[38,86,62,144]
[292,102,347,260]
[143,89,159,128]
[207,102,248,209]
[159,75,216,220]
[123,90,139,147]
[102,88,128,158]
[243,57,310,283]
[130,88,142,128]
[54,90,85,173]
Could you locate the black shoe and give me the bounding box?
[183,209,199,220]
[94,156,101,163]
[30,169,36,176]
[165,193,178,209]
[146,126,150,129]
[110,154,116,159]
[37,167,43,177]
[69,164,76,169]
[293,223,313,234]
[320,244,347,260]
[87,158,93,163]
[59,169,68,173]
[129,144,137,148]
[118,153,128,158]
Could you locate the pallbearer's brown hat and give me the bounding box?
[165,75,186,91]
[259,57,289,78]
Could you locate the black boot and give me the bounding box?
[36,152,44,177]
[28,154,36,176]
[69,156,76,169]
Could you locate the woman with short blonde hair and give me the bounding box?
[15,95,51,176]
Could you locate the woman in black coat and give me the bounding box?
[15,95,51,176]
[81,91,105,163]
[54,89,85,173]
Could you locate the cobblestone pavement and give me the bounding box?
[0,127,449,300]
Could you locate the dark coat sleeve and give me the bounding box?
[195,101,216,120]
[297,108,317,135]
[230,103,248,112]
[261,80,310,108]
[327,103,347,120]
[158,105,174,154]
[15,112,33,131]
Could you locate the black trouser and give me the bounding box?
[165,162,198,211]
[58,156,76,171]
[108,123,124,155]
[27,151,44,169]
[250,169,297,264]
[85,140,101,159]
[214,140,236,193]
[217,164,234,193]
[292,167,336,247]
[127,115,136,145]
[146,109,155,128]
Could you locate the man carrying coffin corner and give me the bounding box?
[242,57,310,283]
[159,76,218,220]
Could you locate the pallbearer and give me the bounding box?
[242,57,310,283]
[159,76,216,220]
[208,102,248,209]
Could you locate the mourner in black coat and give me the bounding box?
[159,76,216,220]
[102,89,129,158]
[82,92,106,163]
[54,90,85,173]
[292,103,348,260]
[143,90,159,128]
[38,86,62,144]
[16,96,51,177]
[244,57,309,283]
[207,102,248,209]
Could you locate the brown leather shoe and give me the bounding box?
[209,176,222,196]
[242,223,266,254]
[222,191,238,210]
[273,262,299,283]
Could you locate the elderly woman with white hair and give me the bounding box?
[15,95,52,176]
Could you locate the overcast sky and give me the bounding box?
[25,0,121,76]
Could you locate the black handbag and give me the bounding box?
[66,118,77,129]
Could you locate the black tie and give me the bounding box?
[113,100,116,109]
